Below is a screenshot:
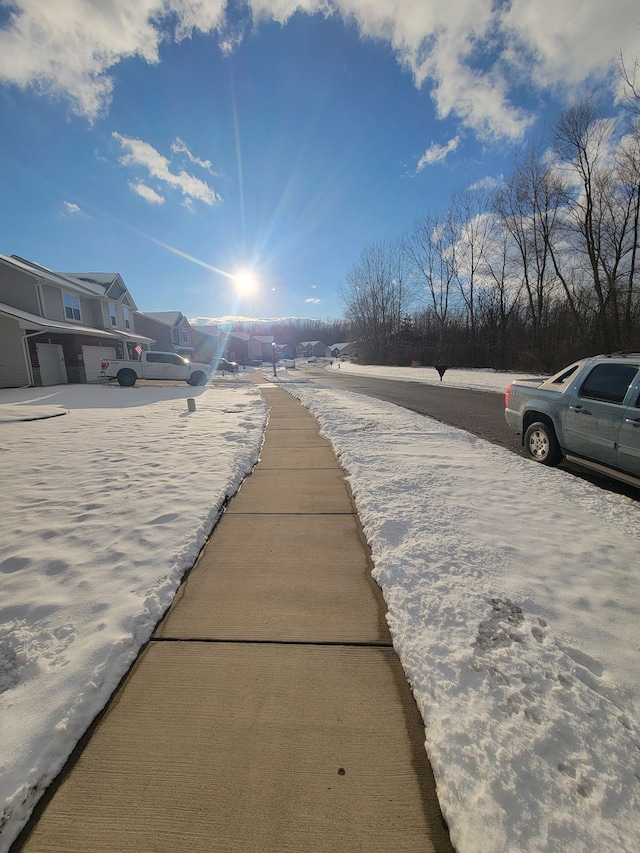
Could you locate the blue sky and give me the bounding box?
[0,1,639,323]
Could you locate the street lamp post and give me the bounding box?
[272,341,277,377]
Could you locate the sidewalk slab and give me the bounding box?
[258,443,339,469]
[267,409,320,424]
[20,642,451,853]
[156,513,390,643]
[258,429,335,448]
[225,469,353,514]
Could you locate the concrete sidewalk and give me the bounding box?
[16,378,454,853]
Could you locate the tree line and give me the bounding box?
[227,317,354,347]
[340,58,640,373]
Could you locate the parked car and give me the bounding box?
[100,351,212,387]
[211,357,239,373]
[504,353,640,488]
[307,356,317,363]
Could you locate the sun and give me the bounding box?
[234,270,257,295]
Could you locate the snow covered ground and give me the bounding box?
[1,366,639,852]
[0,374,267,850]
[323,359,534,392]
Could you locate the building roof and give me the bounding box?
[0,301,154,342]
[61,272,118,292]
[140,311,184,327]
[1,254,102,297]
[191,325,220,338]
[61,273,138,309]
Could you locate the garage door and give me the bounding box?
[83,346,116,381]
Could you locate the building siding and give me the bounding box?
[41,284,66,321]
[0,264,41,314]
[134,314,173,350]
[0,315,30,387]
[81,296,104,329]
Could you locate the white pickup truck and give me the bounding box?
[100,352,212,387]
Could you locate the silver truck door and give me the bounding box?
[618,384,640,477]
[564,363,639,466]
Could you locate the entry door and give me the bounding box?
[36,343,67,386]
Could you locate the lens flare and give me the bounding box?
[234,270,257,294]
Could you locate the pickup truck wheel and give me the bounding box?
[188,371,207,386]
[117,368,137,387]
[524,421,563,466]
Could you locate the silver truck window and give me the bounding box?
[552,364,580,384]
[580,364,639,404]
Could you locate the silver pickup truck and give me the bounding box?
[504,353,640,488]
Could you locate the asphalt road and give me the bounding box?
[296,363,639,499]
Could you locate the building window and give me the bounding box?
[180,328,190,344]
[123,307,131,330]
[109,304,117,327]
[63,293,81,322]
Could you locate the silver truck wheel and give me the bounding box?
[524,421,562,466]
[117,368,137,387]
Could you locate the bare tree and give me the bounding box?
[616,56,640,342]
[403,211,456,362]
[479,215,525,369]
[553,96,640,351]
[449,187,495,364]
[339,241,413,362]
[493,140,572,359]
[618,51,640,115]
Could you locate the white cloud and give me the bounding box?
[192,313,303,323]
[468,175,503,192]
[502,0,636,89]
[62,201,83,215]
[0,1,167,120]
[0,1,639,140]
[171,137,223,176]
[305,297,321,304]
[130,181,165,205]
[113,132,221,206]
[417,135,460,171]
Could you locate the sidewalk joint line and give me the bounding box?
[151,637,394,648]
[224,511,355,516]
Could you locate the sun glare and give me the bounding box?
[234,270,257,295]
